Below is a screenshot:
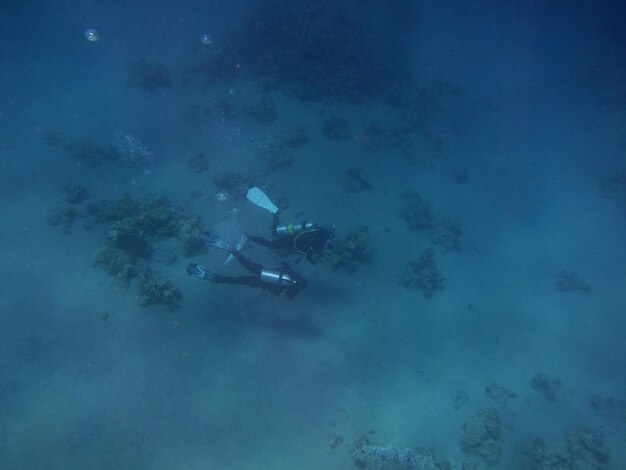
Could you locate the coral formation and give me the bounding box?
[451,389,469,410]
[127,60,173,91]
[84,194,206,307]
[47,206,80,231]
[532,373,562,401]
[89,194,204,256]
[45,132,155,173]
[177,214,205,256]
[63,184,89,204]
[93,247,138,287]
[113,133,155,174]
[459,408,502,466]
[516,437,574,470]
[107,217,154,259]
[186,152,209,173]
[565,426,610,466]
[214,170,256,200]
[44,133,117,167]
[256,127,309,176]
[352,444,436,470]
[342,167,372,193]
[397,249,444,298]
[279,126,310,149]
[402,191,435,229]
[137,269,182,309]
[402,191,463,250]
[485,382,517,405]
[516,427,610,469]
[429,218,462,251]
[590,394,626,423]
[327,432,344,454]
[322,225,372,272]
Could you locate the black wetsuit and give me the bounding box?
[213,250,306,299]
[247,213,332,264]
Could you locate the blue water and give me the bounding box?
[2,1,625,468]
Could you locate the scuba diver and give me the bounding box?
[187,232,307,300]
[245,186,335,264]
[247,212,335,264]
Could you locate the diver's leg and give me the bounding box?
[230,251,263,276]
[213,275,261,287]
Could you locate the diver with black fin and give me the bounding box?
[187,231,307,299]
[245,186,335,264]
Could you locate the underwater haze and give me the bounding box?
[2,0,626,468]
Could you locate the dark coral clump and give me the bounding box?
[177,214,204,256]
[63,184,89,204]
[485,382,517,404]
[88,194,204,257]
[566,426,610,466]
[88,195,205,307]
[429,218,462,251]
[516,437,572,470]
[256,127,309,176]
[352,444,436,470]
[341,167,372,193]
[186,152,209,174]
[402,191,463,250]
[228,0,410,102]
[213,170,256,200]
[531,373,562,401]
[517,427,611,469]
[93,247,139,288]
[47,206,80,230]
[402,191,435,230]
[48,190,206,309]
[322,225,372,272]
[590,394,626,423]
[107,217,154,259]
[397,249,444,298]
[44,132,117,167]
[459,409,502,466]
[137,269,182,310]
[127,60,173,91]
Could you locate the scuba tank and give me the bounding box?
[260,269,295,286]
[259,268,299,296]
[275,221,317,237]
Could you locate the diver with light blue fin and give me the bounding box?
[188,231,307,299]
[245,187,335,264]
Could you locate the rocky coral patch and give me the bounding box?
[397,249,444,298]
[322,225,372,272]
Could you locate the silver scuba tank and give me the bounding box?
[260,269,295,286]
[275,221,316,237]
